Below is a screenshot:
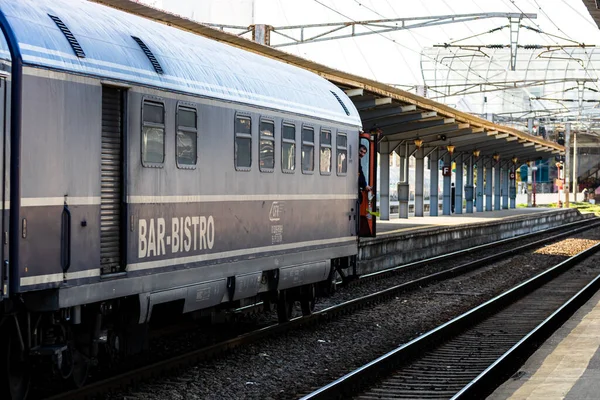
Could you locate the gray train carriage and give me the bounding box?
[0,0,366,397]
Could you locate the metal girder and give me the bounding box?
[208,13,538,47]
[354,97,392,110]
[344,88,363,97]
[470,138,528,153]
[425,130,486,147]
[382,117,454,135]
[359,105,417,121]
[384,123,470,149]
[426,78,598,99]
[366,111,437,129]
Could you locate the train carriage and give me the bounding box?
[0,0,369,398]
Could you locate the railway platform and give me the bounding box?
[488,285,600,400]
[358,208,593,275]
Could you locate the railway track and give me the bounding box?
[46,218,600,399]
[301,242,600,399]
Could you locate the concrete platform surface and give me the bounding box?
[376,207,557,235]
[488,287,600,400]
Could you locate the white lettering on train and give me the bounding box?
[138,216,215,259]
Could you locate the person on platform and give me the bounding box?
[358,144,371,203]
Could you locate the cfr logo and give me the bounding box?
[269,201,283,222]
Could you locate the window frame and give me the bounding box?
[234,113,253,171]
[301,124,315,174]
[319,128,333,176]
[259,118,275,173]
[141,97,166,168]
[336,132,348,176]
[175,102,198,170]
[281,121,296,174]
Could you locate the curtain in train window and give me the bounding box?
[177,106,197,167]
[320,129,332,174]
[302,126,314,173]
[337,133,347,175]
[282,123,296,172]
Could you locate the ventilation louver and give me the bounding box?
[330,91,350,116]
[48,14,86,58]
[131,36,164,75]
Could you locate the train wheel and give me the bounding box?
[276,290,293,323]
[0,324,30,400]
[70,348,90,388]
[300,284,316,317]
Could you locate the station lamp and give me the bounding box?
[493,153,500,162]
[414,137,423,149]
[446,143,455,155]
[473,149,481,158]
[511,156,518,164]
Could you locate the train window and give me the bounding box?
[337,133,348,175]
[260,119,275,171]
[282,123,296,173]
[142,100,165,166]
[176,106,197,168]
[235,115,252,170]
[320,129,332,175]
[301,126,314,173]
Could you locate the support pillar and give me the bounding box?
[573,131,578,202]
[485,158,493,211]
[443,152,452,215]
[455,154,464,214]
[501,163,509,209]
[379,142,390,220]
[565,123,571,207]
[465,155,474,213]
[510,166,517,209]
[494,159,501,210]
[476,157,484,212]
[398,143,409,219]
[429,149,439,216]
[415,147,425,217]
[527,162,532,207]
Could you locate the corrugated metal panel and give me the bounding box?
[100,87,122,274]
[0,0,361,127]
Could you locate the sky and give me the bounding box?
[139,0,600,89]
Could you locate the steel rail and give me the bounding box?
[300,242,600,400]
[47,219,600,399]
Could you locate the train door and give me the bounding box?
[359,131,377,237]
[100,86,126,274]
[0,76,6,298]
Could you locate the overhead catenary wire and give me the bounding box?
[319,0,520,108]
[510,0,600,127]
[508,0,600,92]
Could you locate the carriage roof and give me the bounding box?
[0,0,361,126]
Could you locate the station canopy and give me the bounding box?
[421,46,600,136]
[90,0,564,162]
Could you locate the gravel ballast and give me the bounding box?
[107,227,600,400]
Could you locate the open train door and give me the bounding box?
[359,131,377,237]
